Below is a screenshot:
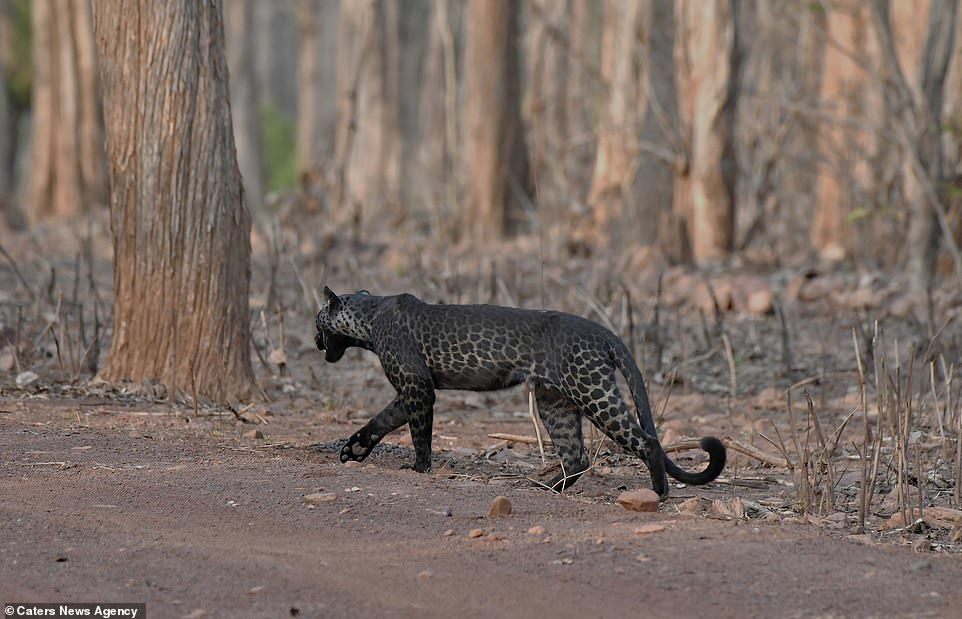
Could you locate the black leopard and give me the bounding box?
[315,287,726,498]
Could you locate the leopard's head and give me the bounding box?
[315,286,372,363]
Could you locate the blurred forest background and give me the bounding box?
[3,0,962,283]
[3,0,962,400]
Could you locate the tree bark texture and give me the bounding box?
[26,0,106,221]
[587,0,646,239]
[0,0,11,206]
[296,0,339,177]
[93,0,256,402]
[463,0,532,243]
[417,0,462,238]
[527,0,571,220]
[811,0,876,261]
[226,0,265,211]
[333,0,402,226]
[873,0,958,293]
[673,0,739,263]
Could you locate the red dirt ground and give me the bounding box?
[3,395,962,619]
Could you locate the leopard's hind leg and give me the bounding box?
[534,385,589,491]
[566,372,669,498]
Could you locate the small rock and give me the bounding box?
[633,523,666,535]
[488,495,512,517]
[183,610,206,619]
[343,460,359,468]
[249,586,265,594]
[302,492,337,505]
[15,370,38,388]
[467,528,485,539]
[417,569,433,581]
[244,429,264,439]
[527,525,545,535]
[745,286,774,316]
[616,489,660,512]
[443,529,454,537]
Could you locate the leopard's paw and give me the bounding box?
[340,432,373,463]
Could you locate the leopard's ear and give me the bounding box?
[323,286,342,312]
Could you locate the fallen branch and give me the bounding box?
[488,432,553,446]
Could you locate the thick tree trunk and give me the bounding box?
[93,0,256,402]
[26,0,106,221]
[463,0,532,243]
[673,0,739,263]
[226,0,264,212]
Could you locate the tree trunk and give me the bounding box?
[527,0,570,219]
[587,0,645,240]
[873,0,959,295]
[463,0,532,243]
[93,0,256,402]
[810,1,875,262]
[418,0,462,239]
[226,0,265,211]
[672,0,739,263]
[26,0,106,221]
[0,0,11,207]
[333,0,402,226]
[296,0,322,176]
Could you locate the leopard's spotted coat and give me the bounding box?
[315,287,725,497]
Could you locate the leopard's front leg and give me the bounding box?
[340,398,408,463]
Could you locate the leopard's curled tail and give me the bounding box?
[610,339,727,486]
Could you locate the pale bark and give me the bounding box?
[872,0,959,292]
[418,0,462,237]
[811,1,877,261]
[26,0,106,221]
[527,0,571,217]
[333,0,402,224]
[296,0,322,175]
[587,0,645,237]
[673,0,739,263]
[93,0,256,402]
[0,0,11,204]
[463,0,532,243]
[226,0,264,211]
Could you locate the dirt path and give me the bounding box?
[3,404,962,618]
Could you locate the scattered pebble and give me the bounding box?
[243,429,264,439]
[616,489,660,512]
[302,492,337,505]
[443,529,454,537]
[467,528,485,539]
[248,586,265,594]
[488,495,512,517]
[527,525,545,535]
[15,370,39,388]
[417,569,433,581]
[343,461,359,468]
